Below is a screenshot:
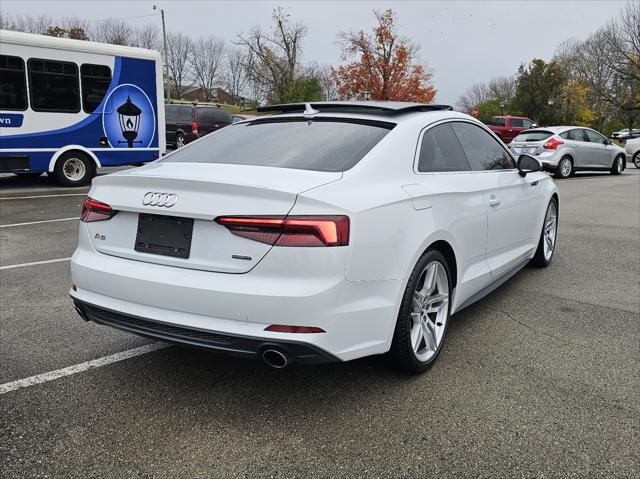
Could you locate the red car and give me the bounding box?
[487,115,536,144]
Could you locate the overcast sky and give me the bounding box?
[2,0,629,104]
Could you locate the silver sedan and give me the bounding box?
[509,126,627,178]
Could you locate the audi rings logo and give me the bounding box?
[142,192,178,208]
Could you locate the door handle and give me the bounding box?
[488,196,501,207]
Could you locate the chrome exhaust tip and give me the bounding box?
[262,349,288,369]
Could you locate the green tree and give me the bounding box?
[513,59,565,125]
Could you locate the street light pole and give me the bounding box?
[154,5,170,100]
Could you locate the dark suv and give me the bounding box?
[165,104,232,148]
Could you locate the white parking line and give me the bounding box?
[0,217,78,228]
[0,257,71,271]
[0,193,87,200]
[0,343,170,395]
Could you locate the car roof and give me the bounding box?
[257,101,452,115]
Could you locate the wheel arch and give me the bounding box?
[48,146,101,173]
[424,239,458,289]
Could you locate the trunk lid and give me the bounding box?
[84,162,342,273]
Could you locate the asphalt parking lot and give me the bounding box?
[1,168,638,478]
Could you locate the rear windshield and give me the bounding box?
[514,130,554,142]
[164,118,393,172]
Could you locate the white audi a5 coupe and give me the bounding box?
[70,102,559,373]
[509,126,627,179]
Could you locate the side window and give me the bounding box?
[165,105,177,122]
[81,64,111,113]
[28,58,80,113]
[417,123,470,172]
[177,106,192,123]
[197,107,215,123]
[523,119,533,129]
[563,129,586,141]
[0,55,28,111]
[509,118,524,128]
[451,122,516,171]
[490,117,505,127]
[584,129,605,143]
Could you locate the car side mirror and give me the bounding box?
[517,154,542,177]
[603,138,612,145]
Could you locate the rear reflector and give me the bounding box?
[215,215,350,247]
[265,325,326,333]
[81,197,116,222]
[543,138,564,150]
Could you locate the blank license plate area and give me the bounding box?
[135,213,194,259]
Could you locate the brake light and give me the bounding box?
[265,325,326,333]
[192,121,198,134]
[543,138,564,150]
[215,215,350,247]
[81,197,116,222]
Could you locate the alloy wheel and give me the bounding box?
[543,201,558,261]
[410,261,449,362]
[559,158,572,178]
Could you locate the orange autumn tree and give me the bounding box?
[332,9,436,102]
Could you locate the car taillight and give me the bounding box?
[215,215,350,247]
[81,197,116,222]
[192,121,198,134]
[543,138,564,150]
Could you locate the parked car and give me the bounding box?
[165,104,232,148]
[231,114,258,123]
[487,115,536,144]
[71,101,558,374]
[625,137,640,168]
[509,126,627,178]
[611,128,640,140]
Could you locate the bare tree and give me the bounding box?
[456,82,489,113]
[167,31,193,98]
[486,75,517,102]
[309,64,338,101]
[189,35,226,102]
[2,14,53,34]
[91,18,133,45]
[133,24,161,51]
[237,7,307,103]
[223,46,250,103]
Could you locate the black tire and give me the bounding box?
[555,156,573,179]
[391,249,452,374]
[633,152,640,169]
[610,155,624,175]
[175,133,186,148]
[54,151,95,187]
[530,198,558,267]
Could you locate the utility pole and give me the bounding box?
[154,5,170,99]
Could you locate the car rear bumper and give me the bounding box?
[73,298,339,364]
[70,232,402,362]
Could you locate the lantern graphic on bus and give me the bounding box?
[117,96,142,148]
[102,84,156,149]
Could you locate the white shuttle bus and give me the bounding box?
[0,30,165,186]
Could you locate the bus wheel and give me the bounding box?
[54,151,95,187]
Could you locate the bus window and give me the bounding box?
[28,58,80,113]
[81,64,111,113]
[0,55,28,111]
